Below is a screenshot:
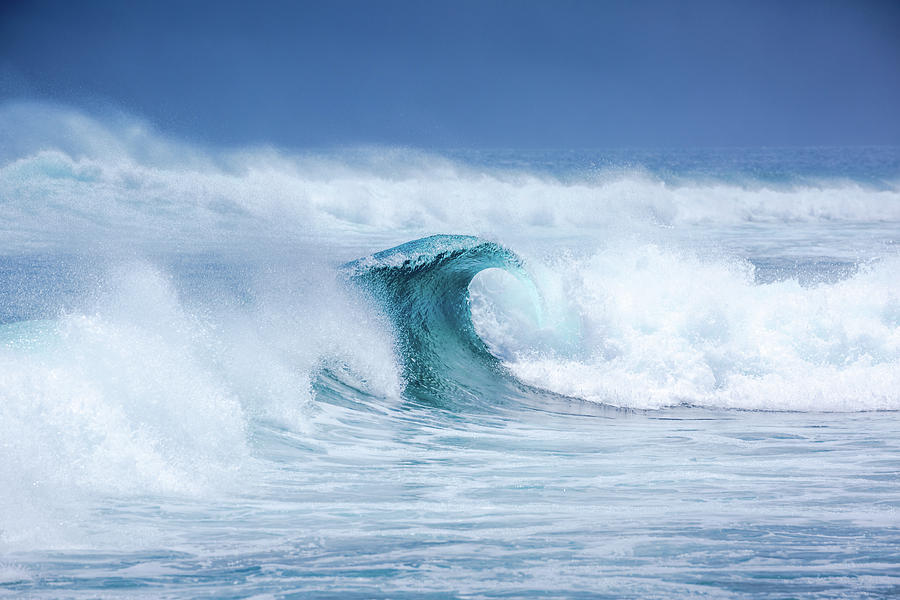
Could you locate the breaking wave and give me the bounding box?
[1,103,899,254]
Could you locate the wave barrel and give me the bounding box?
[344,235,527,406]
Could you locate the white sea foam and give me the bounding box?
[0,261,400,549]
[471,246,900,411]
[1,101,899,551]
[1,103,899,254]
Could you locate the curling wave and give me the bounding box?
[344,235,538,406]
[345,236,900,412]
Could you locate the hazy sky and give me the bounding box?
[1,0,899,148]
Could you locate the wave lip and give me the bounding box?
[345,235,531,405]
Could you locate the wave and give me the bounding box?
[2,103,900,254]
[2,233,899,550]
[343,235,537,406]
[0,261,401,548]
[340,235,900,413]
[3,102,900,551]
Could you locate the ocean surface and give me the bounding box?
[1,105,900,598]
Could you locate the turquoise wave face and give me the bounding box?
[343,235,536,407]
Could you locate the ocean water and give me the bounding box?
[1,105,900,598]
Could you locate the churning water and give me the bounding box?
[1,104,899,598]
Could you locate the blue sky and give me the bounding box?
[1,0,898,148]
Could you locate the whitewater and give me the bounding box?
[1,103,899,598]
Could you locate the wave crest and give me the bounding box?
[345,235,534,405]
[2,103,899,253]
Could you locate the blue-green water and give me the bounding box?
[1,113,899,598]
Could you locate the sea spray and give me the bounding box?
[471,244,900,410]
[2,103,900,598]
[2,104,900,255]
